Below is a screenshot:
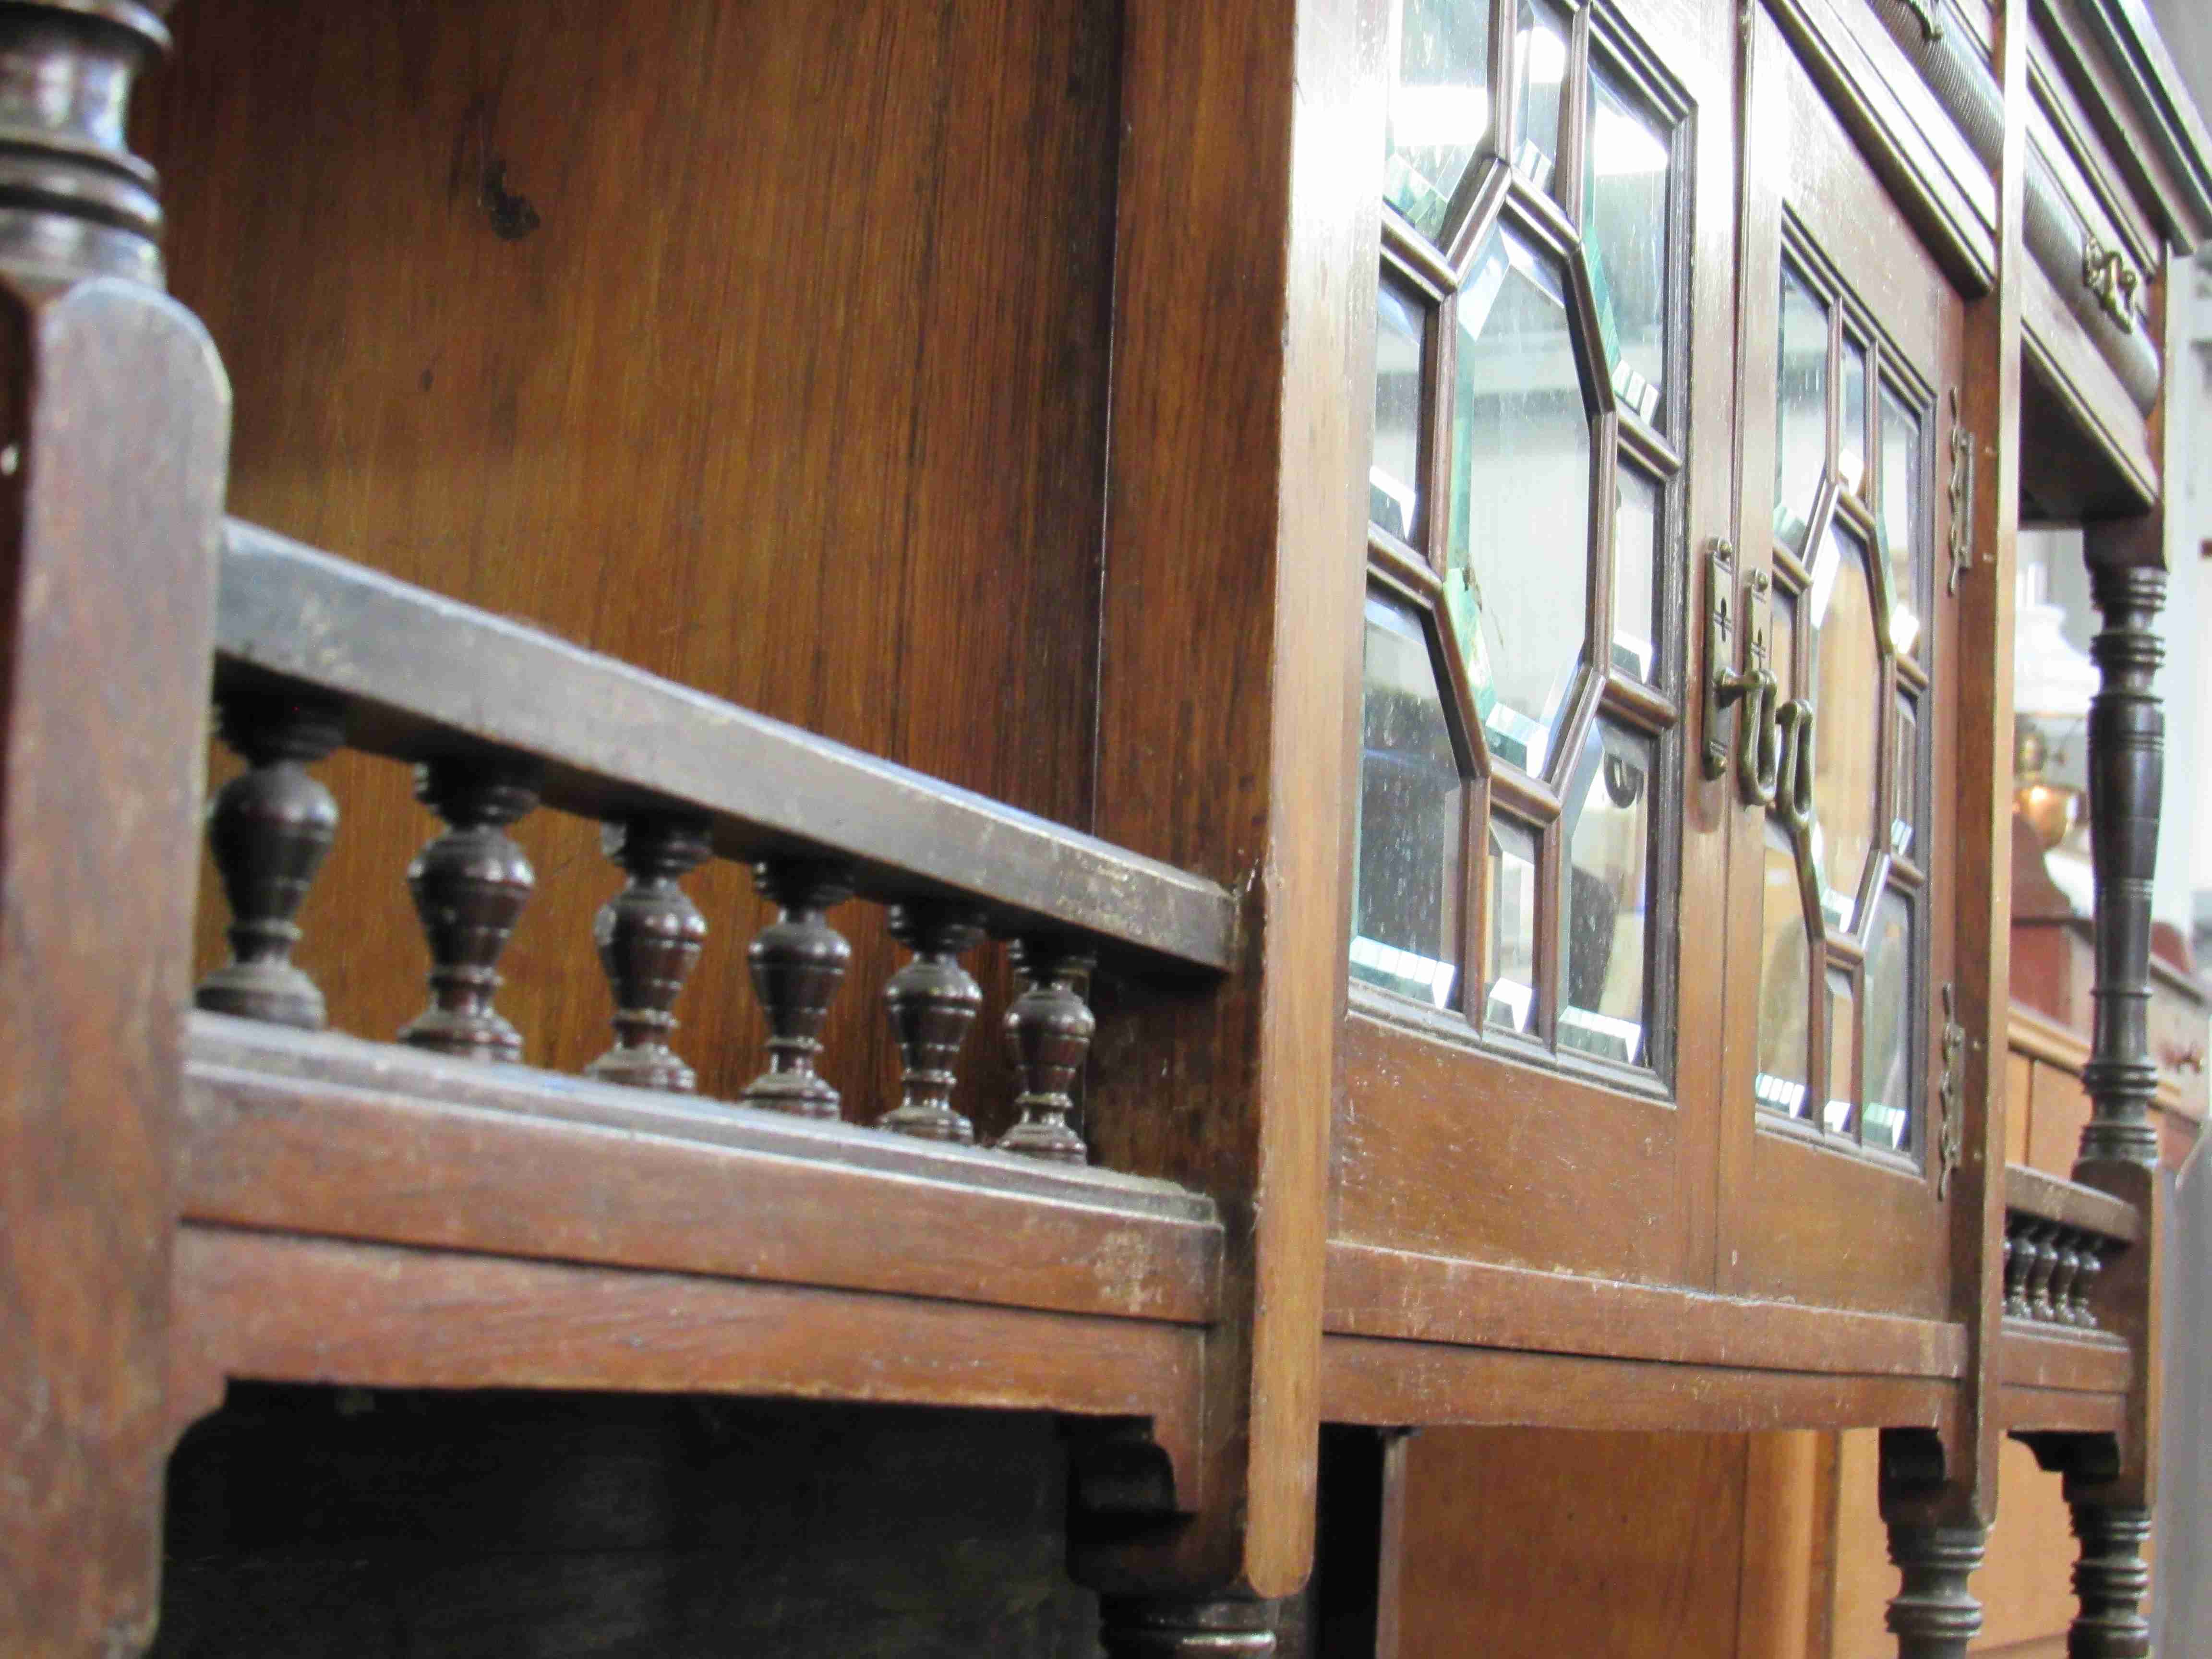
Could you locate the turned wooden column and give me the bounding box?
[997,934,1096,1163]
[879,899,986,1143]
[2078,563,2164,1170]
[741,858,852,1117]
[586,814,710,1092]
[1884,1524,1986,1659]
[399,756,541,1061]
[2068,1503,2153,1659]
[0,4,233,1651]
[195,692,343,1029]
[1099,1595,1277,1657]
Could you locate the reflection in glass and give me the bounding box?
[1807,519,1883,932]
[1862,890,1914,1151]
[1892,691,1919,861]
[1487,816,1540,1034]
[1879,386,1924,655]
[1824,970,1858,1135]
[1612,462,1660,680]
[1448,229,1593,774]
[1513,0,1571,192]
[1755,821,1811,1118]
[1585,65,1669,424]
[1372,280,1426,541]
[1775,265,1828,555]
[1351,597,1465,1009]
[1385,0,1495,240]
[1561,723,1652,1066]
[1839,335,1869,494]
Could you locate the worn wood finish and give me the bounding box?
[1076,0,1371,1600]
[2006,1162,2142,1242]
[180,1013,1222,1327]
[1998,1324,2132,1394]
[214,523,1235,976]
[0,4,232,1649]
[168,1225,1209,1491]
[1395,1429,1752,1659]
[144,0,1129,1135]
[1325,1241,1966,1380]
[1322,1334,1961,1435]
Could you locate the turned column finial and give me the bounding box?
[586,814,711,1092]
[1099,1596,1278,1657]
[195,690,343,1029]
[398,755,539,1062]
[2080,563,2165,1171]
[740,857,853,1118]
[879,899,986,1143]
[2067,1503,2152,1659]
[1885,1523,1985,1659]
[0,3,177,287]
[996,935,1096,1164]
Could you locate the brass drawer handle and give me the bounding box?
[2082,230,2140,333]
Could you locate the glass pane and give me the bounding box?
[1448,229,1593,774]
[1892,690,1919,861]
[1774,265,1828,556]
[1755,820,1811,1119]
[1824,970,1858,1136]
[1839,335,1869,495]
[1862,889,1915,1152]
[1486,815,1540,1034]
[1770,586,1798,702]
[1611,460,1660,681]
[1807,518,1883,933]
[1385,0,1495,240]
[1351,596,1465,1009]
[1512,0,1570,193]
[1372,279,1427,541]
[1584,64,1670,425]
[1561,723,1653,1067]
[1879,386,1924,657]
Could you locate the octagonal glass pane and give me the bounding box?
[1352,595,1466,1009]
[1385,0,1495,241]
[1879,385,1924,657]
[1447,228,1593,775]
[1512,0,1571,193]
[1807,517,1883,933]
[1486,815,1540,1035]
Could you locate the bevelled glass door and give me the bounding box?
[1336,0,1739,1290]
[1717,6,1966,1321]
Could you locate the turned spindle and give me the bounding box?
[2002,1226,2031,1319]
[1100,1596,1278,1658]
[2070,1239,2103,1328]
[195,692,343,1029]
[879,900,986,1143]
[1885,1523,1985,1659]
[2026,1222,2062,1322]
[740,858,853,1118]
[398,756,540,1061]
[586,815,711,1092]
[2047,1230,2084,1327]
[996,936,1097,1164]
[2067,1504,2152,1659]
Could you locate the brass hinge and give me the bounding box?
[1937,982,1965,1198]
[1946,387,1974,595]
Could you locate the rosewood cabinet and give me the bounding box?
[0,0,2204,1654]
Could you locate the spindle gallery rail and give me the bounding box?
[199,518,1239,1174]
[2001,1164,2141,1331]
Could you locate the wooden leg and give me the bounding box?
[2065,1503,2152,1659]
[1884,1523,1985,1659]
[1100,1595,1279,1656]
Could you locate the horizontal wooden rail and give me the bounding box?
[2004,1163,2140,1243]
[2001,1163,2140,1334]
[216,518,1238,974]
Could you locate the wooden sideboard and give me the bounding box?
[0,0,2206,1655]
